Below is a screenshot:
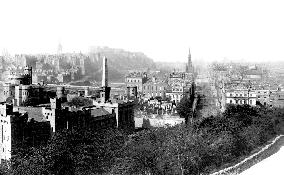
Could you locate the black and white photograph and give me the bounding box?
[0,0,284,174]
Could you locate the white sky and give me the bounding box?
[0,0,284,62]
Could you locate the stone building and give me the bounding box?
[42,98,117,133]
[142,81,167,99]
[93,100,135,132]
[1,67,48,106]
[125,72,148,93]
[225,88,257,106]
[6,66,32,85]
[0,103,51,163]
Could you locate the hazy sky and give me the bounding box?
[0,0,284,62]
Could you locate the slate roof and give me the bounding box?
[15,106,45,122]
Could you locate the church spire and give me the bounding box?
[57,42,62,55]
[187,48,192,73]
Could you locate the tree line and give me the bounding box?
[1,102,284,174]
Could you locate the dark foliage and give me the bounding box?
[5,104,284,175]
[67,97,93,107]
[176,97,194,124]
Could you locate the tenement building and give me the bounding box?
[225,88,257,106]
[142,76,167,99]
[125,72,148,93]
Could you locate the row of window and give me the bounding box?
[173,88,183,92]
[147,92,164,97]
[229,99,253,105]
[229,93,252,97]
[143,86,166,91]
[127,79,141,83]
[3,91,29,96]
[3,91,13,96]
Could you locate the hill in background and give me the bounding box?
[87,46,156,82]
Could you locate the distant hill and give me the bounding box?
[88,47,156,82]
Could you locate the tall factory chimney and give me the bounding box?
[100,56,111,102]
[102,56,108,87]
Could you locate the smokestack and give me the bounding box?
[102,56,108,87]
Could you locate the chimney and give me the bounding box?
[102,56,108,87]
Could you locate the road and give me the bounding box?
[240,146,284,175]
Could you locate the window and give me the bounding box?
[244,94,247,96]
[236,94,238,97]
[240,94,242,97]
[250,100,252,104]
[230,100,232,104]
[240,100,242,104]
[230,93,232,97]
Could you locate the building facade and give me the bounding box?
[225,89,257,106]
[125,72,148,93]
[142,82,167,99]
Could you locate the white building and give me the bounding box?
[0,103,13,163]
[225,89,257,106]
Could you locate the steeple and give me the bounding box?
[187,48,192,73]
[57,42,62,55]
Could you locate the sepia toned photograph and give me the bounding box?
[0,0,283,174]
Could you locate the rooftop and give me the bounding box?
[91,108,110,117]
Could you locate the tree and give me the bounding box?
[176,96,197,124]
[22,97,38,107]
[11,129,126,175]
[68,97,93,107]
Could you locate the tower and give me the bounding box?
[187,48,192,73]
[57,42,62,55]
[102,56,108,87]
[24,66,32,85]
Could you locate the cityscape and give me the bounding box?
[0,0,284,175]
